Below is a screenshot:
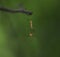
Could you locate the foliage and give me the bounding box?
[0,0,60,57]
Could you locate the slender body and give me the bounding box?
[30,20,33,29]
[29,20,33,37]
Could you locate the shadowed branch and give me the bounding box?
[0,6,32,15]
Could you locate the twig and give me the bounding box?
[0,6,32,15]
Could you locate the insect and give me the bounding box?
[29,20,33,37]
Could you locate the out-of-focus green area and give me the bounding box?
[0,0,60,57]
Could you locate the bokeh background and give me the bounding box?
[0,0,60,57]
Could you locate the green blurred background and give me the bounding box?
[0,0,60,57]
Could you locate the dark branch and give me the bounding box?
[0,6,32,15]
